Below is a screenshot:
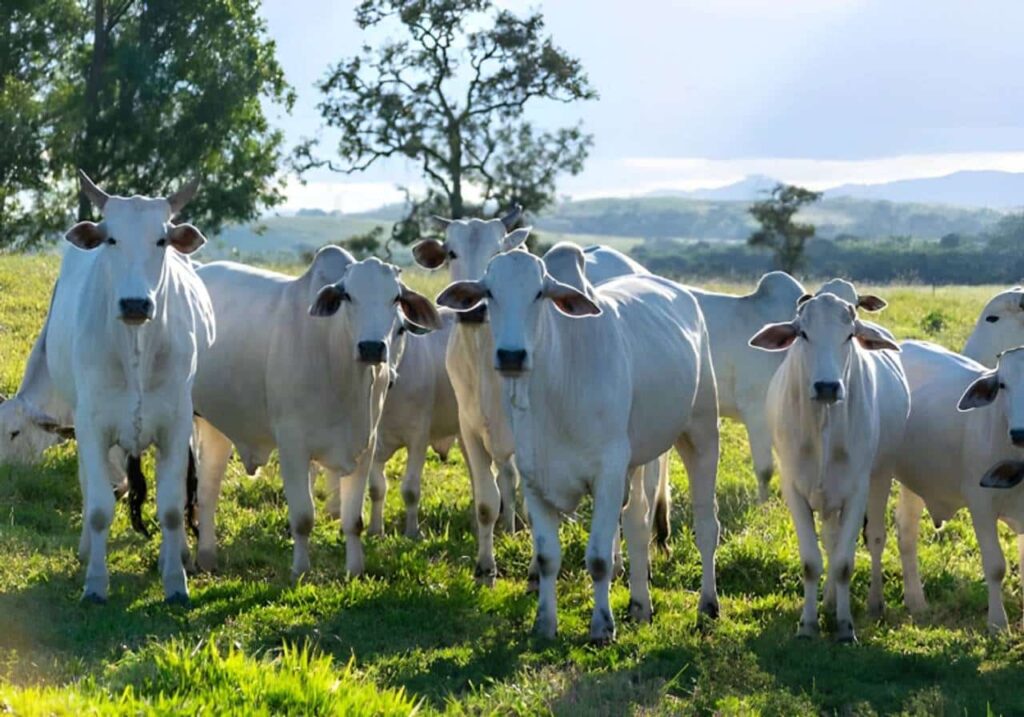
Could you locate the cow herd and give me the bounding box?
[3,173,1024,644]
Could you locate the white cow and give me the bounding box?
[751,293,908,641]
[438,247,721,643]
[191,248,441,578]
[325,310,459,539]
[881,342,1024,630]
[963,287,1024,367]
[46,171,214,604]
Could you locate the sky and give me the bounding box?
[260,0,1024,212]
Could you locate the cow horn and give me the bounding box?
[432,215,452,228]
[168,177,200,215]
[500,203,523,229]
[78,170,109,210]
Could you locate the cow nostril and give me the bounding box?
[496,348,527,372]
[118,298,154,322]
[813,381,843,402]
[357,340,387,364]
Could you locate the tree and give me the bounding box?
[296,0,596,245]
[59,0,295,232]
[747,184,823,274]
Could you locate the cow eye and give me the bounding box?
[448,250,458,260]
[397,325,407,336]
[9,430,19,440]
[535,290,543,300]
[106,237,117,245]
[798,330,809,340]
[846,333,854,342]
[986,315,1000,323]
[1000,382,1007,389]
[484,289,493,299]
[157,237,167,247]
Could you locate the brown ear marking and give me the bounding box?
[749,322,799,351]
[309,283,348,317]
[65,221,108,250]
[980,460,1024,489]
[857,294,888,312]
[412,238,447,270]
[958,371,1000,411]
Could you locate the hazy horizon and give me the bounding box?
[261,0,1024,213]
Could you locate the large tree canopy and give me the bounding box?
[297,0,596,245]
[0,0,293,246]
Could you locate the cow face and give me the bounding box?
[436,251,600,376]
[959,347,1024,450]
[962,288,1024,368]
[816,278,887,312]
[0,397,72,465]
[310,258,441,365]
[749,293,899,404]
[411,206,529,284]
[64,171,206,326]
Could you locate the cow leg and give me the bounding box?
[75,419,115,603]
[367,457,389,537]
[401,438,429,539]
[782,479,821,637]
[338,448,374,577]
[77,461,91,564]
[820,514,839,610]
[589,460,628,644]
[829,488,868,643]
[194,419,232,573]
[744,409,775,504]
[1018,535,1024,631]
[623,465,654,623]
[676,427,721,618]
[968,503,1009,631]
[278,444,315,579]
[322,465,343,520]
[895,487,927,614]
[461,429,500,586]
[155,417,192,603]
[496,457,518,534]
[865,473,892,618]
[526,485,562,638]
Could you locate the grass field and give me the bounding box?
[0,254,1022,715]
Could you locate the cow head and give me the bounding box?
[749,293,899,404]
[309,255,441,366]
[816,278,887,312]
[959,347,1024,454]
[436,251,600,375]
[411,205,529,284]
[64,171,206,326]
[962,287,1024,368]
[0,396,73,465]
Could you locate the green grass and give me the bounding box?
[0,255,1022,715]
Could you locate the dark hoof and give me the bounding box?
[698,597,720,620]
[835,621,857,643]
[81,592,107,605]
[797,620,819,639]
[627,598,654,624]
[589,632,615,647]
[526,573,540,595]
[474,564,497,587]
[164,592,191,607]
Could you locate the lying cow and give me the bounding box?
[192,248,440,577]
[47,171,214,604]
[882,342,1024,630]
[751,293,908,641]
[438,246,721,643]
[325,310,459,539]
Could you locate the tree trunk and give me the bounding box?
[447,122,464,218]
[79,0,107,220]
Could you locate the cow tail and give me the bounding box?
[186,444,199,539]
[127,455,151,538]
[654,455,672,553]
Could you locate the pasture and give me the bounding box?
[0,254,1021,715]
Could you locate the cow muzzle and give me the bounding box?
[496,348,528,375]
[1010,428,1024,447]
[812,381,845,404]
[118,298,155,325]
[357,340,387,364]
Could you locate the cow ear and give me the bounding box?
[436,281,487,312]
[959,371,1001,411]
[980,460,1024,489]
[167,223,207,254]
[65,221,107,250]
[749,322,799,351]
[309,283,349,317]
[402,317,433,336]
[543,276,601,317]
[857,294,888,312]
[412,238,447,269]
[797,293,813,306]
[399,284,442,332]
[853,320,899,351]
[502,226,531,252]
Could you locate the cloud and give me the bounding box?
[281,179,414,213]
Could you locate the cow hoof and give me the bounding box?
[698,596,720,620]
[868,599,885,620]
[796,620,819,639]
[81,592,107,606]
[474,564,497,588]
[532,614,557,640]
[589,609,616,645]
[196,548,218,573]
[367,523,384,538]
[403,528,423,541]
[835,621,857,643]
[164,592,190,608]
[628,598,654,624]
[525,573,540,595]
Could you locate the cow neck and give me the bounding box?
[968,390,1014,464]
[320,310,376,407]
